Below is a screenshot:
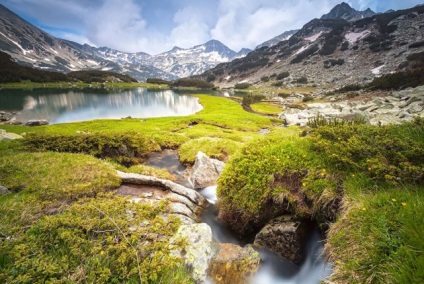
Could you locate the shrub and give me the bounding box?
[261,76,269,82]
[324,58,345,69]
[234,82,251,89]
[242,94,265,105]
[171,78,214,89]
[337,84,363,93]
[290,45,319,64]
[367,68,424,90]
[294,77,308,84]
[272,82,284,87]
[276,71,290,80]
[146,78,170,85]
[408,41,424,49]
[302,95,313,102]
[340,41,349,51]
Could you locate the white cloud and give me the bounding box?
[211,0,340,51]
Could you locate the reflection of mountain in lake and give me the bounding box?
[12,88,203,124]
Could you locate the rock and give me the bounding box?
[171,223,218,284]
[208,243,260,284]
[25,119,49,126]
[0,185,10,195]
[117,171,207,210]
[253,215,308,264]
[0,129,23,141]
[190,151,226,189]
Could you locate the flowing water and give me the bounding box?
[147,150,333,284]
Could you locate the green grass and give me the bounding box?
[178,137,242,164]
[250,102,282,115]
[217,119,424,282]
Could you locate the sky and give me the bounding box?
[1,0,423,55]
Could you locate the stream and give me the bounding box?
[146,150,332,283]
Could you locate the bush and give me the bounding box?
[276,71,290,80]
[294,77,308,84]
[324,58,345,69]
[337,84,363,93]
[171,78,214,89]
[261,76,269,82]
[146,78,170,85]
[367,68,424,90]
[409,41,424,49]
[290,45,319,64]
[302,95,313,102]
[234,83,251,89]
[272,82,284,87]
[242,94,265,105]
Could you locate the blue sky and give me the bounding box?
[1,0,423,54]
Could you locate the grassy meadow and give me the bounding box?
[1,91,423,283]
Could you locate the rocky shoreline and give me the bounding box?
[277,86,424,126]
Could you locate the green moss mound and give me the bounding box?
[1,195,193,283]
[178,137,242,164]
[217,119,424,282]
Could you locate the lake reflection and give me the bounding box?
[0,88,203,124]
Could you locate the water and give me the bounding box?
[0,88,204,124]
[147,150,332,284]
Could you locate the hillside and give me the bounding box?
[0,51,136,83]
[195,5,424,89]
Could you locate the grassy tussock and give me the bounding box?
[178,137,242,164]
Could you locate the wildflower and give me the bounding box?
[362,207,366,211]
[401,202,407,206]
[392,198,396,202]
[351,174,355,177]
[100,251,104,255]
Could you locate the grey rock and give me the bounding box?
[253,215,308,264]
[0,185,10,195]
[170,223,218,284]
[0,129,23,141]
[117,171,207,210]
[25,119,49,126]
[190,151,226,189]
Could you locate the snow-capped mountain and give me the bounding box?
[256,30,299,49]
[152,40,251,78]
[0,4,250,81]
[321,2,376,22]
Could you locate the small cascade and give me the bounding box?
[146,149,332,283]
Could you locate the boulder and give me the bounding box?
[253,215,308,264]
[208,243,260,284]
[171,223,219,284]
[117,171,207,210]
[0,185,10,195]
[0,129,23,141]
[190,151,226,189]
[25,119,49,126]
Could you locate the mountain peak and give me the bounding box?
[321,2,376,21]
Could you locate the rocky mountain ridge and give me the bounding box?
[0,4,250,81]
[196,4,424,89]
[321,2,376,21]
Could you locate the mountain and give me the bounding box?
[151,40,251,78]
[0,4,250,81]
[195,5,424,88]
[321,2,376,21]
[256,30,299,49]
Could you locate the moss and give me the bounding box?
[1,194,193,283]
[250,102,282,115]
[178,137,241,164]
